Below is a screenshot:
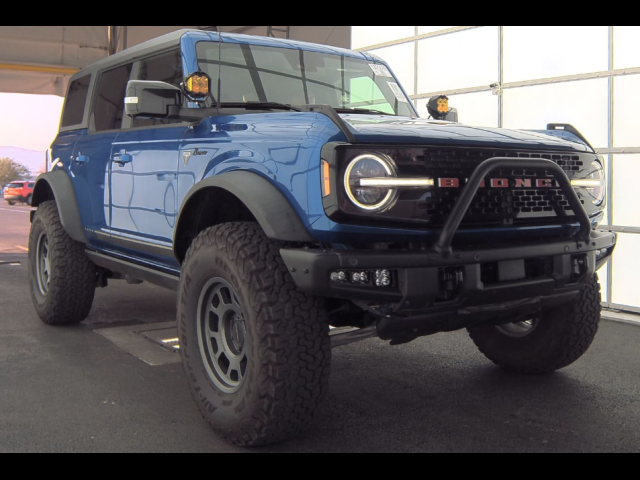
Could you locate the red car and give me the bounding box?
[3,181,34,206]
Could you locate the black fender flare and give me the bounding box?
[174,171,315,251]
[31,170,88,244]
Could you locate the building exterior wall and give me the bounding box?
[352,26,640,311]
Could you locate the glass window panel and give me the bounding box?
[417,26,499,94]
[613,74,640,148]
[133,49,184,128]
[598,263,610,304]
[600,154,611,226]
[352,26,415,49]
[60,74,91,128]
[612,154,640,228]
[614,26,640,69]
[418,26,455,35]
[503,26,608,83]
[93,63,132,132]
[416,90,498,127]
[502,79,609,149]
[368,42,415,95]
[611,233,640,308]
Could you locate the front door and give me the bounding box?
[108,49,188,267]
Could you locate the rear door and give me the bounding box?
[72,63,133,248]
[108,49,188,266]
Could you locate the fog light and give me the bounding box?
[330,271,347,283]
[351,272,369,284]
[596,248,608,259]
[375,269,391,287]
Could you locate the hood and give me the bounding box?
[340,115,592,152]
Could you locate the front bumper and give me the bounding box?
[281,229,616,340]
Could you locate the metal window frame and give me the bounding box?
[353,25,640,312]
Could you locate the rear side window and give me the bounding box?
[61,74,91,128]
[93,63,133,132]
[7,183,23,188]
[132,49,184,128]
[28,183,35,188]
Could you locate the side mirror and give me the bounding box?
[125,80,182,119]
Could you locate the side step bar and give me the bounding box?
[86,251,179,291]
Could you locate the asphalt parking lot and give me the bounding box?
[1,204,640,452]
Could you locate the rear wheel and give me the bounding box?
[468,276,601,374]
[28,201,97,325]
[178,222,331,446]
[6,200,15,206]
[26,194,32,206]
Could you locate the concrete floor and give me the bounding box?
[1,205,640,452]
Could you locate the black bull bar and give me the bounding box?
[433,157,593,254]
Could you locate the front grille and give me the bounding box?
[337,145,598,229]
[394,147,591,227]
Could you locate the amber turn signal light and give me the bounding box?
[322,161,331,197]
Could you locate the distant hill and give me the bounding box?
[0,147,46,176]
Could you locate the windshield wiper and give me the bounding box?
[220,102,301,112]
[334,107,396,116]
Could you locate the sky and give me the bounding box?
[0,93,64,151]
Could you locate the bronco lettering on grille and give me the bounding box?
[437,178,558,188]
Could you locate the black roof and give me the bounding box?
[69,29,192,81]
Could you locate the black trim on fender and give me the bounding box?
[174,171,315,251]
[31,170,88,244]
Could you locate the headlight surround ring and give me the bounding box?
[587,160,606,206]
[344,153,399,213]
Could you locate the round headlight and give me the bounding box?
[344,154,398,212]
[586,160,606,206]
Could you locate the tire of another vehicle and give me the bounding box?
[28,200,97,325]
[26,194,32,206]
[467,275,601,375]
[6,200,15,206]
[178,222,331,447]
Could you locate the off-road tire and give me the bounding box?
[468,275,601,374]
[178,222,331,446]
[28,200,97,325]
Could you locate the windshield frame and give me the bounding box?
[194,40,417,118]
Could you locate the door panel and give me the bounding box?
[70,131,116,247]
[109,127,187,264]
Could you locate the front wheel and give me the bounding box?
[468,276,601,374]
[26,194,32,206]
[178,222,331,446]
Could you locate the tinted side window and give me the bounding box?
[132,49,184,128]
[28,183,35,188]
[61,74,91,128]
[93,64,133,132]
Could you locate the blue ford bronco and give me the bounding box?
[29,30,616,446]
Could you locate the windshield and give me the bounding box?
[196,42,415,117]
[6,183,24,188]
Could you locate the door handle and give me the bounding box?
[112,150,133,167]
